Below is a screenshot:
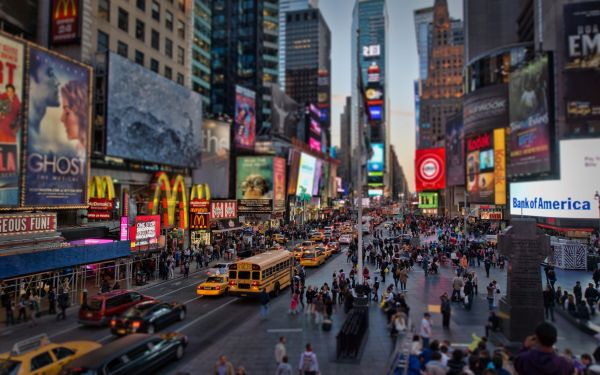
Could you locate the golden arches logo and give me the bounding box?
[54,0,78,18]
[151,172,188,229]
[89,176,115,200]
[190,183,211,201]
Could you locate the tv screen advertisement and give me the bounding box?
[25,46,91,206]
[508,54,552,177]
[418,192,438,209]
[234,85,256,149]
[287,150,300,196]
[510,138,600,219]
[106,53,202,167]
[273,157,286,211]
[445,116,465,187]
[0,34,24,206]
[236,156,273,213]
[368,143,384,172]
[369,105,382,120]
[466,132,494,203]
[415,148,446,191]
[312,159,322,196]
[270,84,300,136]
[193,118,230,199]
[296,153,316,198]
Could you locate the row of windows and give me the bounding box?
[262,259,291,279]
[116,6,186,40]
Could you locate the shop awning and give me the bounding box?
[537,223,594,233]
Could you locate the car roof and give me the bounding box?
[65,334,153,369]
[92,289,133,299]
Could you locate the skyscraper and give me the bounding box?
[192,0,211,108]
[278,0,318,90]
[414,7,434,81]
[339,96,352,191]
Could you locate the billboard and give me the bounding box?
[368,143,384,172]
[236,156,273,213]
[25,46,91,206]
[0,213,56,236]
[189,199,210,230]
[296,152,316,198]
[418,192,438,209]
[287,150,300,196]
[0,35,24,206]
[494,128,507,205]
[210,200,237,220]
[234,85,256,149]
[130,215,160,248]
[193,119,230,198]
[106,53,202,167]
[466,132,495,203]
[445,116,465,186]
[312,159,322,196]
[510,139,600,219]
[463,84,508,134]
[270,84,300,136]
[273,157,286,211]
[51,0,80,45]
[415,148,446,191]
[508,54,552,177]
[563,2,600,138]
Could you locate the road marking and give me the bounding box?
[155,279,203,299]
[175,299,236,332]
[49,324,80,339]
[98,334,113,343]
[183,295,203,305]
[266,328,302,333]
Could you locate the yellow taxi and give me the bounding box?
[309,231,324,242]
[196,275,229,296]
[292,246,304,260]
[0,334,100,375]
[316,245,331,259]
[300,240,314,249]
[273,234,287,244]
[300,248,326,267]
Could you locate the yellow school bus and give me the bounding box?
[227,250,293,297]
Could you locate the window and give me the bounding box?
[151,0,160,21]
[177,20,185,39]
[164,66,172,79]
[136,0,145,11]
[165,11,173,31]
[252,271,260,280]
[135,50,144,65]
[229,271,236,279]
[98,0,110,21]
[126,344,150,361]
[151,29,159,50]
[30,352,54,371]
[177,73,184,85]
[135,19,145,41]
[117,41,128,57]
[118,8,129,32]
[52,347,75,360]
[150,59,159,73]
[177,47,184,65]
[106,358,125,373]
[165,38,173,58]
[178,0,185,12]
[97,31,109,52]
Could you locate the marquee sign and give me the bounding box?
[51,0,80,45]
[0,213,57,236]
[190,199,210,230]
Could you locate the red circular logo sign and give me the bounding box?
[420,157,441,181]
[415,148,445,191]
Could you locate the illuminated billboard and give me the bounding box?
[193,119,230,199]
[50,0,80,45]
[466,129,507,205]
[296,153,316,198]
[236,156,273,213]
[415,148,446,191]
[368,143,384,172]
[418,192,438,209]
[445,116,465,187]
[234,85,256,149]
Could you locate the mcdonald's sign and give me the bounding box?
[51,0,80,45]
[190,183,210,230]
[88,176,115,220]
[149,172,188,229]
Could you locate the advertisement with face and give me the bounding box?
[193,119,230,198]
[25,47,90,206]
[296,153,316,198]
[415,148,445,191]
[508,54,552,177]
[445,116,465,186]
[234,85,256,149]
[466,132,494,203]
[0,35,24,206]
[237,157,273,212]
[273,157,286,211]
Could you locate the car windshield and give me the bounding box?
[124,302,156,318]
[0,359,20,375]
[206,276,224,283]
[87,299,103,311]
[302,253,315,259]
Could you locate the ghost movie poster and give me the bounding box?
[0,34,24,206]
[24,47,90,206]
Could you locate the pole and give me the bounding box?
[463,188,468,239]
[357,146,363,284]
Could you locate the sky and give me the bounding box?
[318,0,463,193]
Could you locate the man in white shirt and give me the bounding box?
[298,343,319,375]
[274,336,286,366]
[420,312,432,349]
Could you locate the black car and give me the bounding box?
[110,301,186,336]
[60,333,187,375]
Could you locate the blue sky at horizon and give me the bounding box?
[318,0,463,193]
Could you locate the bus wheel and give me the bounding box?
[274,282,281,297]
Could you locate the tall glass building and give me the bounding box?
[192,0,212,109]
[414,7,434,81]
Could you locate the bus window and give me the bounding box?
[229,271,236,279]
[252,271,260,280]
[238,271,250,279]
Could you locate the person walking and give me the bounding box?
[419,312,432,349]
[17,295,27,322]
[275,355,293,375]
[259,288,270,320]
[4,299,14,326]
[399,268,408,291]
[48,287,56,315]
[543,284,555,322]
[274,336,286,367]
[298,343,319,375]
[214,355,235,375]
[441,293,451,329]
[451,275,463,302]
[57,289,68,321]
[574,281,583,305]
[484,257,491,278]
[486,282,495,311]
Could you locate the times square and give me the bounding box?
[0,0,599,374]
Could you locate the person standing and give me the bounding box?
[486,282,495,311]
[440,293,451,329]
[57,289,68,321]
[214,355,235,375]
[275,355,293,375]
[419,313,432,349]
[543,284,555,322]
[585,283,600,316]
[259,288,270,320]
[399,268,408,291]
[274,336,286,367]
[48,287,56,315]
[514,322,574,375]
[298,343,319,375]
[484,257,491,278]
[452,275,463,302]
[574,281,583,305]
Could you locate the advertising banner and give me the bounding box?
[51,0,80,45]
[25,47,91,206]
[0,34,24,206]
[193,119,230,198]
[88,198,114,220]
[445,116,465,186]
[234,85,256,149]
[189,199,210,230]
[493,128,507,205]
[312,159,322,196]
[368,143,384,172]
[237,156,273,213]
[287,150,300,196]
[273,157,286,211]
[106,53,202,168]
[296,153,316,198]
[415,148,446,192]
[563,2,600,138]
[510,138,600,219]
[508,54,552,177]
[210,200,237,220]
[418,192,438,209]
[270,85,300,136]
[336,177,343,193]
[466,132,495,203]
[129,215,160,247]
[120,216,129,241]
[463,84,508,134]
[0,213,57,236]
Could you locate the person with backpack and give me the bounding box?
[298,343,319,375]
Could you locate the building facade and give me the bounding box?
[339,96,352,194]
[191,0,211,108]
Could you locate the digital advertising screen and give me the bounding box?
[466,132,494,203]
[273,157,286,211]
[193,119,230,199]
[445,116,465,187]
[25,46,91,207]
[50,0,80,45]
[106,53,203,168]
[234,85,256,150]
[236,156,273,212]
[270,84,300,136]
[0,34,24,206]
[508,54,552,177]
[415,148,446,191]
[368,143,384,172]
[418,192,438,209]
[296,153,316,198]
[312,159,322,196]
